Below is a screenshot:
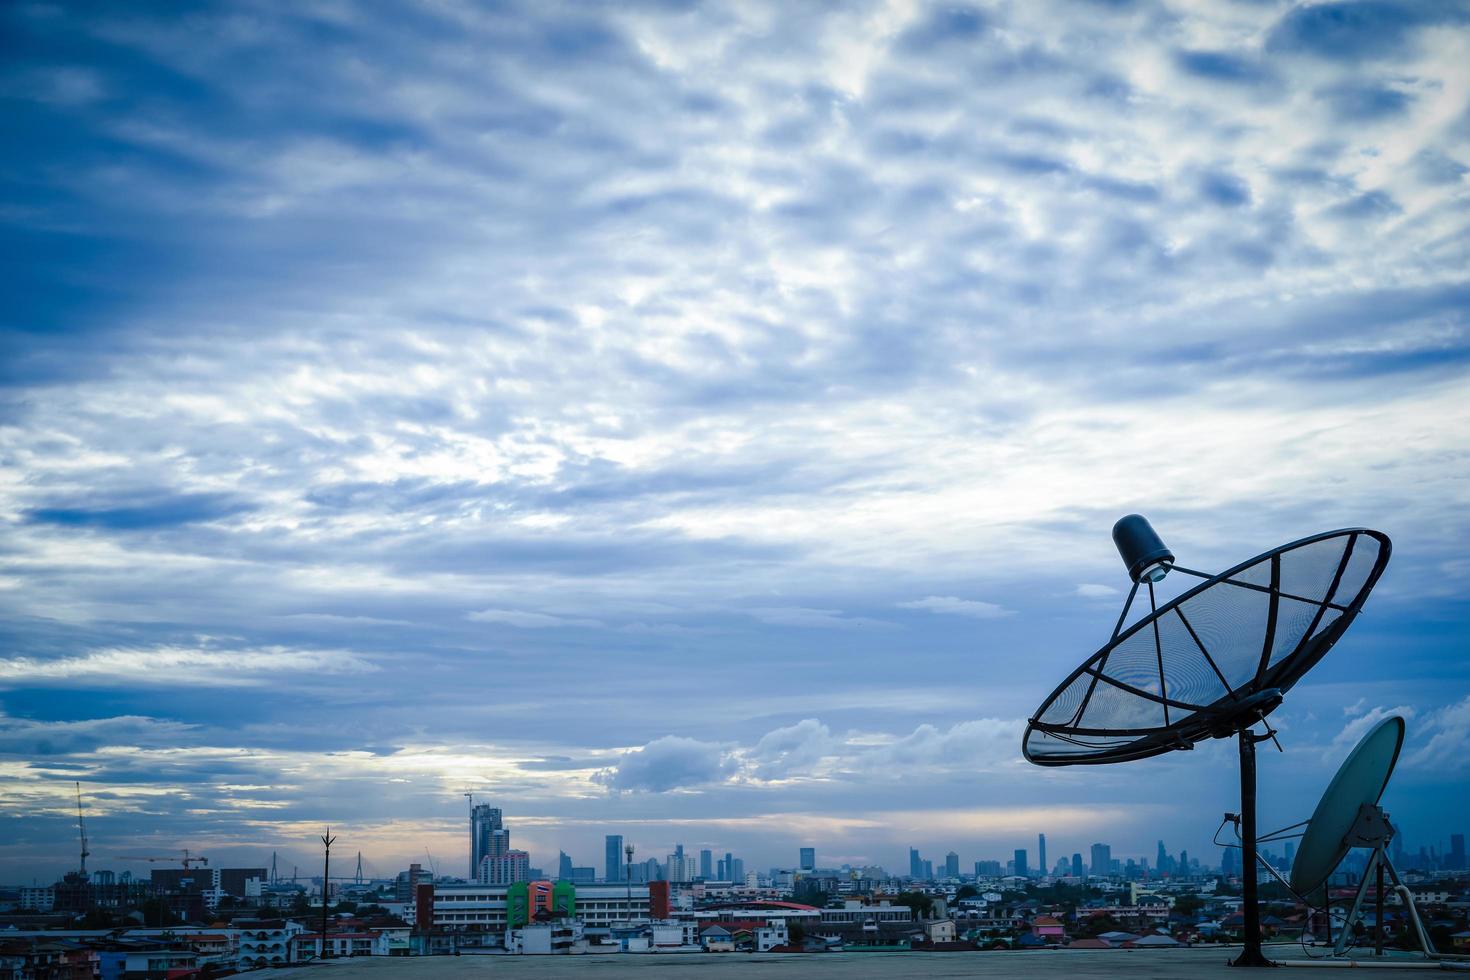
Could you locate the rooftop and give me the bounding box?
[264,946,1435,978]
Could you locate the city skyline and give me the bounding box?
[3,2,1470,886]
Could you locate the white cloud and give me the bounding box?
[1325,704,1415,764]
[1076,584,1120,599]
[897,596,1012,619]
[593,736,737,793]
[1405,696,1470,773]
[0,645,375,687]
[467,608,603,629]
[746,607,896,630]
[745,718,837,779]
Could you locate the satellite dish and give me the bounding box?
[1290,715,1403,897]
[1023,515,1391,968]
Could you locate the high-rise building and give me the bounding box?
[944,852,959,878]
[700,849,714,878]
[558,851,573,880]
[471,805,503,878]
[1449,834,1465,870]
[605,835,624,883]
[1071,853,1084,878]
[1179,849,1189,874]
[1038,835,1046,878]
[1013,849,1029,878]
[800,847,815,872]
[1090,843,1111,877]
[1222,846,1239,876]
[920,859,933,880]
[1157,840,1169,875]
[730,858,744,882]
[725,852,734,881]
[909,848,922,879]
[480,849,529,885]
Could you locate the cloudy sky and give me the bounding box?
[2,0,1469,885]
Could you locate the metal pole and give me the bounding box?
[1375,857,1385,956]
[320,829,336,961]
[1231,731,1272,967]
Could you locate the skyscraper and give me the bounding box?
[700,849,713,879]
[558,851,573,880]
[800,847,815,872]
[1071,853,1084,878]
[470,805,503,878]
[909,848,922,879]
[1222,846,1239,876]
[1014,849,1028,878]
[605,835,624,883]
[944,852,959,878]
[1450,834,1465,870]
[1038,834,1046,878]
[1090,843,1111,877]
[1157,840,1169,875]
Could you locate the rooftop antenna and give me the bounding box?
[1024,517,1390,968]
[625,843,635,927]
[319,828,337,960]
[74,782,90,880]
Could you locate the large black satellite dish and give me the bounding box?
[1023,515,1390,967]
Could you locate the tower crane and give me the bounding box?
[115,849,210,869]
[74,783,90,879]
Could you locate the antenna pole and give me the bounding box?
[320,828,337,960]
[1231,731,1272,968]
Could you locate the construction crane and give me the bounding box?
[74,783,90,879]
[115,849,210,869]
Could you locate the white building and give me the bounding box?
[18,887,54,912]
[425,883,653,932]
[507,923,582,954]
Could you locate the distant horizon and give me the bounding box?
[3,1,1468,890]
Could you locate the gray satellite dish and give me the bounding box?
[1291,715,1404,897]
[1025,516,1392,968]
[1259,714,1447,962]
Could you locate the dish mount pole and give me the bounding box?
[1233,729,1274,968]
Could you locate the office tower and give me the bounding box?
[1157,840,1169,874]
[909,848,922,878]
[1072,853,1084,878]
[1450,834,1465,870]
[700,849,714,879]
[470,805,503,878]
[1222,846,1239,876]
[1038,835,1046,878]
[482,849,529,885]
[605,835,624,883]
[1090,843,1111,877]
[558,851,573,880]
[731,858,744,881]
[1179,849,1189,874]
[800,847,815,872]
[1014,849,1028,878]
[944,852,959,878]
[921,859,933,880]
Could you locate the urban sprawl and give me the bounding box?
[4,803,1470,976]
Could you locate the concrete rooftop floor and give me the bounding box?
[267,945,1460,978]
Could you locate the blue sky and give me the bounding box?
[2,0,1469,885]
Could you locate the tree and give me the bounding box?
[893,891,935,919]
[140,899,177,928]
[1079,913,1124,938]
[956,885,979,901]
[289,893,311,918]
[1173,894,1203,917]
